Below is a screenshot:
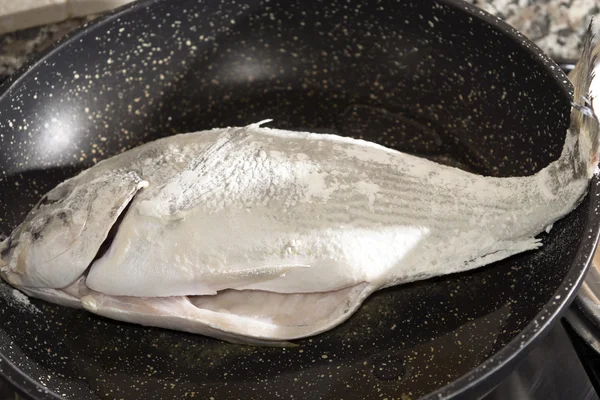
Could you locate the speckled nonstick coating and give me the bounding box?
[0,0,598,399]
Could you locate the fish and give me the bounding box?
[1,28,599,346]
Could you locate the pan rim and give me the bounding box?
[422,1,597,399]
[0,0,596,399]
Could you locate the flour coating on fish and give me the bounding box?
[1,28,600,346]
[136,121,387,219]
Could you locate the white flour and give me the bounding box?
[0,283,39,313]
[12,289,32,307]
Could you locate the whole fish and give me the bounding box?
[1,29,599,346]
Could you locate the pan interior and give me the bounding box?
[0,0,582,399]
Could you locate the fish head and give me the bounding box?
[0,169,146,291]
[0,182,87,289]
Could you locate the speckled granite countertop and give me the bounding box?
[0,0,599,81]
[472,0,599,60]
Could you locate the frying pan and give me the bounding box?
[0,0,598,399]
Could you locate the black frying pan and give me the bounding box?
[0,0,598,399]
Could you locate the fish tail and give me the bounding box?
[568,19,600,178]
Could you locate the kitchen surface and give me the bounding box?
[1,1,600,400]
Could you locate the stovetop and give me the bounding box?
[485,318,599,400]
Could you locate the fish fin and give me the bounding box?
[19,286,83,309]
[393,237,547,285]
[233,260,357,294]
[188,124,258,171]
[568,20,600,178]
[198,264,311,292]
[137,125,260,219]
[81,283,370,344]
[250,119,274,128]
[451,237,542,275]
[81,293,296,346]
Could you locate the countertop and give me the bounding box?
[0,0,599,82]
[472,0,599,61]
